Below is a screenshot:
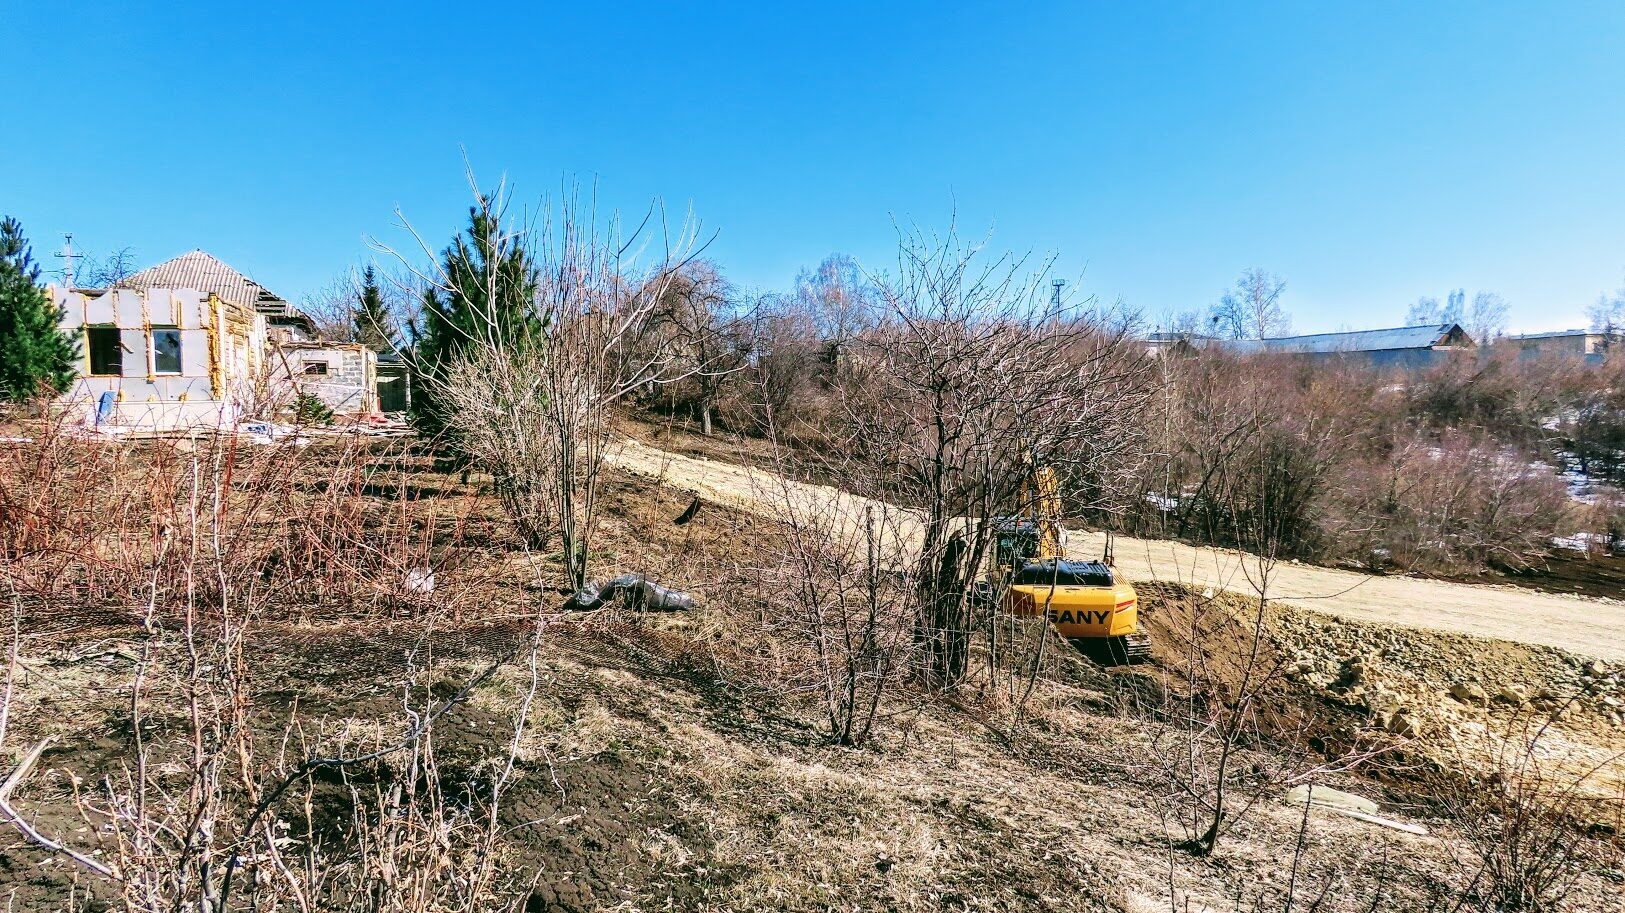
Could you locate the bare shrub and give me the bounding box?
[1431,710,1623,912]
[1115,348,1592,575]
[1335,431,1571,574]
[1119,352,1384,562]
[0,431,537,912]
[1568,370,1625,487]
[1404,353,1574,447]
[754,488,918,746]
[721,295,829,440]
[0,408,146,606]
[1574,486,1624,555]
[1136,425,1398,858]
[1135,576,1393,858]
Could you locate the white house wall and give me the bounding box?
[50,286,267,431]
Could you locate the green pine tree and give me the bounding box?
[410,200,541,439]
[0,217,79,403]
[351,265,396,352]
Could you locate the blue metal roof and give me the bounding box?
[1221,323,1465,354]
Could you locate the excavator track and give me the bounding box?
[1069,633,1153,666]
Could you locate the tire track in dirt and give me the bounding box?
[605,438,1625,662]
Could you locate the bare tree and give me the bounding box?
[420,178,705,590]
[1160,307,1206,338]
[1446,288,1467,324]
[1586,284,1625,337]
[77,246,138,288]
[1209,268,1290,339]
[1465,291,1510,344]
[793,253,881,382]
[1410,289,1474,328]
[650,260,751,435]
[298,266,418,347]
[822,226,1153,685]
[299,273,363,341]
[1407,295,1445,326]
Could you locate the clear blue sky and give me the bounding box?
[4,1,1623,332]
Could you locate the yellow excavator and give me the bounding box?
[990,462,1151,664]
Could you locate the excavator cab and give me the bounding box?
[992,518,1041,574]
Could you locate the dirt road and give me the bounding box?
[606,438,1625,661]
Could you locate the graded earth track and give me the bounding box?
[606,438,1625,662]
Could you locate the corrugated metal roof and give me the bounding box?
[1222,323,1464,354]
[116,250,289,314]
[1503,329,1595,340]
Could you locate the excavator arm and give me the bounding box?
[1022,462,1065,560]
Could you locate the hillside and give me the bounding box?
[0,436,1619,912]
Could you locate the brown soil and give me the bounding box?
[0,463,761,913]
[1490,550,1625,601]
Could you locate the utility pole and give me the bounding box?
[54,233,79,288]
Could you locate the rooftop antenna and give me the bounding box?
[54,233,78,288]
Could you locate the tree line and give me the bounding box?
[2,204,1622,582]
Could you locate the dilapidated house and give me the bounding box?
[272,341,378,414]
[50,250,382,430]
[50,282,267,430]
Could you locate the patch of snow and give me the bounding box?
[1144,492,1178,512]
[1551,533,1602,552]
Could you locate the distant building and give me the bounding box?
[1217,323,1475,369]
[1144,330,1215,358]
[1497,329,1619,364]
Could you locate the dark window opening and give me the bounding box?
[303,361,329,376]
[87,327,122,375]
[152,328,182,374]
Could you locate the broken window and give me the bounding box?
[303,361,329,376]
[87,326,123,375]
[152,328,182,374]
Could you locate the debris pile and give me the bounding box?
[566,573,698,613]
[1270,611,1625,740]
